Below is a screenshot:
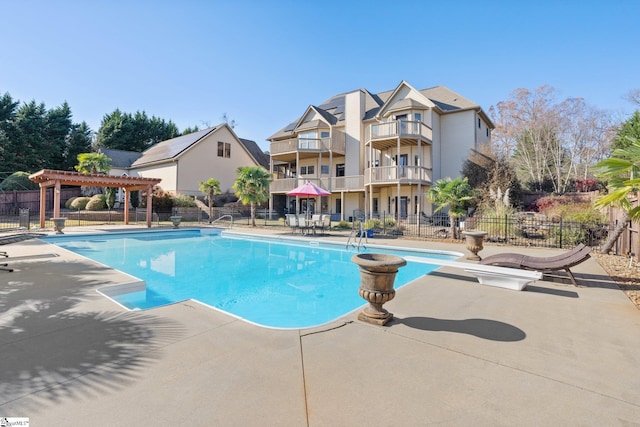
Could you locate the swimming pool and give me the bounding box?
[44,229,462,329]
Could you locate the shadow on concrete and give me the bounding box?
[0,258,185,411]
[393,316,526,342]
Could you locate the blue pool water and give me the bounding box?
[45,230,461,329]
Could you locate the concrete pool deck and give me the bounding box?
[1,226,640,425]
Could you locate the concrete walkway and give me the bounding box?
[1,226,639,426]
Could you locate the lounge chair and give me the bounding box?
[479,244,592,286]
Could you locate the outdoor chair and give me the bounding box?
[479,244,592,286]
[285,214,299,234]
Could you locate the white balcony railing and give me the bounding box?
[270,132,346,156]
[330,175,364,191]
[364,166,432,185]
[367,120,432,142]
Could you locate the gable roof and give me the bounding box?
[269,81,493,140]
[239,138,270,169]
[98,148,142,169]
[131,124,268,169]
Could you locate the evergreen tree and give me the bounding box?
[64,122,93,170]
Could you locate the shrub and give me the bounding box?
[69,197,91,210]
[335,220,352,230]
[383,218,397,227]
[364,218,382,230]
[0,171,39,191]
[140,186,174,211]
[172,194,197,207]
[85,194,107,210]
[65,197,77,209]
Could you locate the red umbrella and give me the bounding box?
[287,181,330,215]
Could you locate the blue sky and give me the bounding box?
[2,0,639,151]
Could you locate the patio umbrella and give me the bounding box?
[287,181,330,216]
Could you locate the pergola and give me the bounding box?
[29,169,162,228]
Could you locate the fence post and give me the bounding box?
[559,217,563,248]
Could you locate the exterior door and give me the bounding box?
[400,197,408,219]
[396,114,407,135]
[399,154,408,178]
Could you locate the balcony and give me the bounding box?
[270,131,346,163]
[366,120,432,151]
[269,175,364,194]
[364,166,432,186]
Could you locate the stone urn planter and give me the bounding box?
[352,253,407,326]
[169,215,182,228]
[462,230,488,261]
[51,217,67,234]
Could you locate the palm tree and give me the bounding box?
[74,152,112,174]
[232,166,272,227]
[198,178,221,223]
[594,137,640,254]
[427,177,473,239]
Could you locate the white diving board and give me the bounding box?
[404,256,542,291]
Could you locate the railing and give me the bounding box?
[367,120,432,142]
[364,166,432,184]
[270,132,346,156]
[330,175,364,191]
[211,214,234,228]
[270,177,332,193]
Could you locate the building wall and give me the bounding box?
[439,110,475,181]
[344,90,364,176]
[176,126,258,196]
[135,163,178,191]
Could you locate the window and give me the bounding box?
[478,118,481,128]
[486,128,490,137]
[300,166,315,175]
[218,141,231,158]
[321,165,329,174]
[414,113,421,122]
[336,164,345,177]
[320,131,330,138]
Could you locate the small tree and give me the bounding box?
[75,152,111,174]
[232,166,272,227]
[198,178,221,223]
[104,187,116,223]
[427,177,473,239]
[594,137,640,253]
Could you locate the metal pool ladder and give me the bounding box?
[346,223,367,251]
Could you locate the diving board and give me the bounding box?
[404,256,542,291]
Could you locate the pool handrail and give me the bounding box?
[212,215,234,228]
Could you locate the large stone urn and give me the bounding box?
[51,217,66,234]
[462,230,488,261]
[352,253,407,326]
[169,215,182,228]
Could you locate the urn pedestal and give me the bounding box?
[51,217,66,234]
[351,253,407,326]
[462,231,488,261]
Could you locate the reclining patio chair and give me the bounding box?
[479,244,591,286]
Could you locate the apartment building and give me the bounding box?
[268,81,493,221]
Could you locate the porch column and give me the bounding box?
[397,136,401,218]
[123,188,130,225]
[39,185,47,228]
[53,180,61,218]
[146,185,153,228]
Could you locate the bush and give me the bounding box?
[65,197,78,209]
[335,220,352,230]
[85,194,107,210]
[364,218,382,230]
[0,171,39,191]
[172,194,197,207]
[383,218,397,227]
[140,186,173,211]
[69,197,91,210]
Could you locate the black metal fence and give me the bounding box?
[0,207,614,251]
